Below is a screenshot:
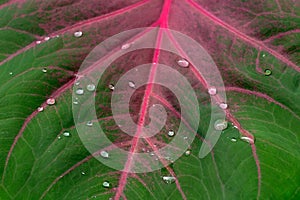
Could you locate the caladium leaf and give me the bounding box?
[0,0,299,199]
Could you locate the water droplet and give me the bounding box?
[58,136,61,139]
[108,84,115,91]
[264,69,272,76]
[44,36,50,41]
[214,119,228,131]
[102,181,110,188]
[219,103,228,110]
[128,81,135,88]
[36,40,41,44]
[262,54,266,57]
[81,171,86,175]
[183,136,188,140]
[168,130,175,137]
[37,107,44,112]
[75,81,80,86]
[74,31,83,38]
[150,152,155,156]
[121,43,131,50]
[73,98,79,105]
[240,136,254,144]
[86,121,93,126]
[230,137,237,142]
[46,98,55,105]
[162,176,176,184]
[208,87,217,95]
[100,151,109,158]
[63,131,70,137]
[86,84,96,92]
[177,58,189,68]
[75,88,84,95]
[9,72,13,75]
[185,150,191,156]
[42,68,47,73]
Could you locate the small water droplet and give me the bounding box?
[75,81,80,86]
[36,40,41,44]
[86,84,96,92]
[240,136,254,144]
[262,54,266,57]
[208,87,217,95]
[219,103,228,110]
[150,152,155,156]
[102,181,110,188]
[162,176,176,184]
[75,88,84,95]
[86,121,93,126]
[214,119,228,131]
[185,150,191,156]
[264,69,272,76]
[81,171,85,175]
[230,137,237,142]
[108,84,115,91]
[63,131,70,137]
[121,43,131,50]
[9,72,13,75]
[73,98,79,105]
[128,81,135,88]
[44,37,50,41]
[168,130,175,137]
[58,136,61,139]
[37,107,44,112]
[74,31,83,38]
[100,151,109,158]
[46,98,55,105]
[183,136,188,140]
[177,58,189,68]
[42,68,47,73]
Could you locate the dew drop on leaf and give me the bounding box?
[46,98,55,105]
[36,40,41,44]
[81,171,85,175]
[219,103,228,110]
[75,88,84,95]
[121,43,131,50]
[185,150,191,156]
[102,181,110,188]
[264,69,272,76]
[74,31,83,38]
[162,176,176,184]
[168,130,175,137]
[100,151,109,158]
[63,131,70,137]
[108,84,115,91]
[86,84,96,92]
[208,87,217,95]
[44,36,50,41]
[230,137,237,142]
[240,136,254,144]
[37,107,44,112]
[177,58,189,68]
[75,81,80,86]
[58,136,61,140]
[9,72,13,75]
[73,98,79,105]
[128,81,136,88]
[86,121,93,127]
[214,119,228,131]
[42,68,47,73]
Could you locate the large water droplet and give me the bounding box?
[214,119,228,131]
[177,58,189,68]
[240,136,254,144]
[86,84,96,92]
[100,151,109,158]
[102,181,110,188]
[264,69,272,76]
[208,87,217,95]
[108,84,115,91]
[219,103,228,110]
[128,81,135,89]
[37,107,44,112]
[46,98,55,105]
[74,31,83,38]
[162,176,176,184]
[75,88,84,95]
[63,131,70,137]
[168,130,175,137]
